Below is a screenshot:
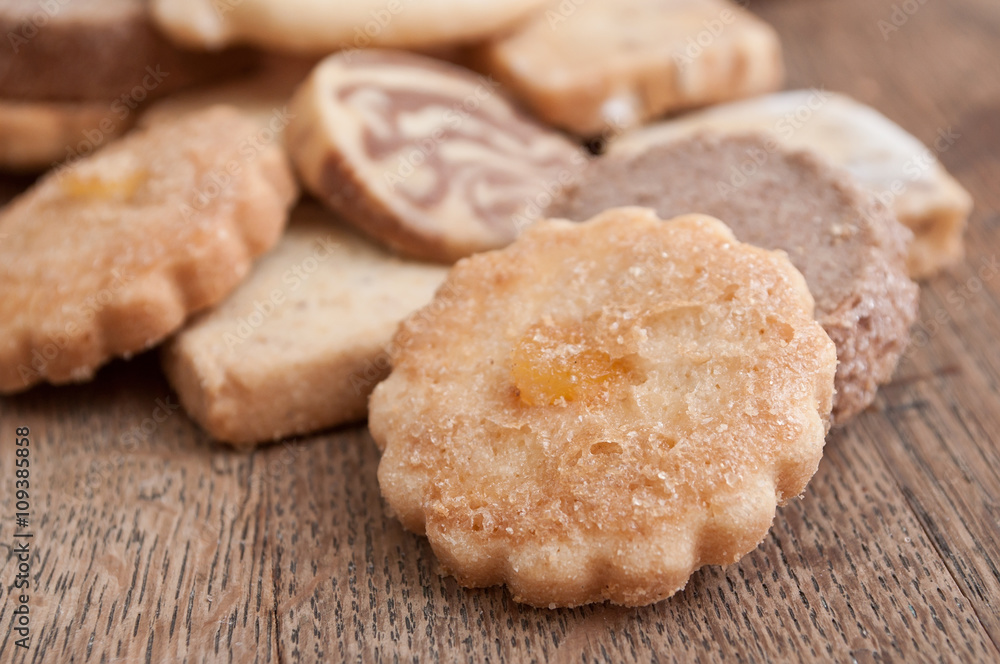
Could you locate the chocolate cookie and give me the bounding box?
[550,132,919,424]
[0,0,251,102]
[287,50,587,263]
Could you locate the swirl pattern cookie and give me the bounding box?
[551,132,919,424]
[286,50,588,263]
[0,106,297,393]
[369,207,837,607]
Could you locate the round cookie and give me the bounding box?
[150,0,548,54]
[369,207,837,608]
[551,132,919,424]
[0,106,298,394]
[0,0,251,102]
[0,97,134,172]
[287,50,587,263]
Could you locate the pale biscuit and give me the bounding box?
[369,207,837,607]
[150,0,548,54]
[610,90,973,277]
[471,0,784,136]
[162,203,448,448]
[550,132,920,424]
[0,97,133,172]
[0,106,297,394]
[287,50,587,263]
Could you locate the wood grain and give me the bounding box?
[2,0,999,661]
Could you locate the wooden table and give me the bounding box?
[2,0,999,661]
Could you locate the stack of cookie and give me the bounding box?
[0,0,973,608]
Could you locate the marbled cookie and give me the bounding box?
[163,204,448,448]
[611,90,973,277]
[370,207,836,607]
[287,50,588,263]
[551,132,919,424]
[0,106,297,393]
[472,0,784,136]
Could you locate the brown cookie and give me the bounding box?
[610,90,973,278]
[0,106,298,393]
[370,207,836,607]
[286,50,588,263]
[550,132,919,424]
[0,0,252,102]
[471,0,784,136]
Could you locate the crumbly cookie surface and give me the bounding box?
[0,105,297,393]
[552,132,919,424]
[370,207,837,607]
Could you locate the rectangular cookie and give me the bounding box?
[609,89,973,278]
[162,203,448,447]
[471,0,784,136]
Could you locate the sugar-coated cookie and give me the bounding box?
[611,90,973,278]
[163,204,448,448]
[472,0,783,136]
[370,207,837,607]
[0,106,297,393]
[551,132,919,424]
[151,0,548,54]
[0,97,133,172]
[287,50,587,263]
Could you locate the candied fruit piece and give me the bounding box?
[60,169,147,200]
[511,322,628,406]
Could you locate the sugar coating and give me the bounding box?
[0,106,298,393]
[552,132,919,424]
[369,207,837,608]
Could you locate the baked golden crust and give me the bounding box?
[0,105,297,393]
[369,207,837,607]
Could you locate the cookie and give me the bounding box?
[286,50,588,263]
[140,55,317,132]
[0,106,298,394]
[0,97,133,172]
[369,207,837,608]
[151,0,548,54]
[471,0,784,136]
[551,132,919,424]
[0,0,250,101]
[611,90,973,278]
[162,203,448,448]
